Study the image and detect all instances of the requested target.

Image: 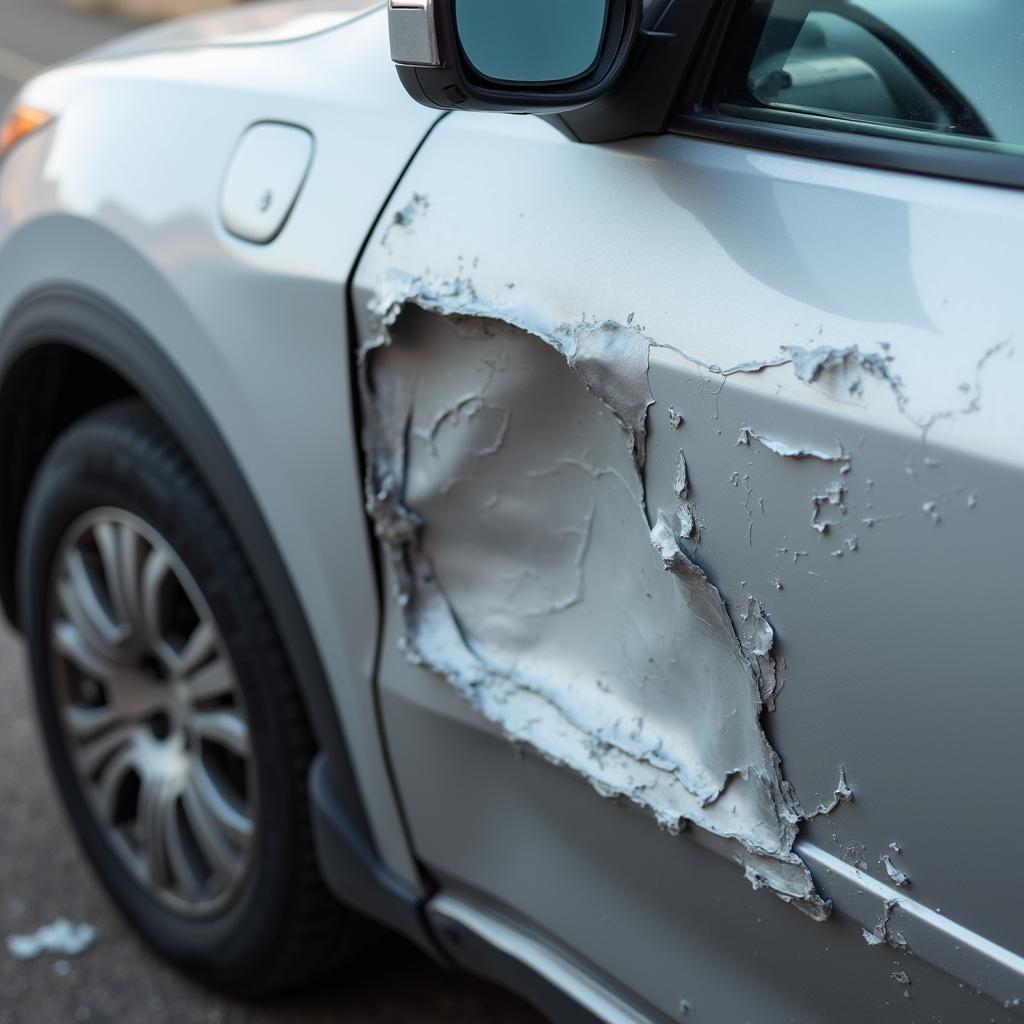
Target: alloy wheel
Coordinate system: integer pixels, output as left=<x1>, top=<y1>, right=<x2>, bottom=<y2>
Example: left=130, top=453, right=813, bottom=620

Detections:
left=47, top=507, right=255, bottom=916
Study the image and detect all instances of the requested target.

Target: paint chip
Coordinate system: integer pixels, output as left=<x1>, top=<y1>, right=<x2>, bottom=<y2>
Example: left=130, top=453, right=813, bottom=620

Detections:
left=5, top=919, right=97, bottom=961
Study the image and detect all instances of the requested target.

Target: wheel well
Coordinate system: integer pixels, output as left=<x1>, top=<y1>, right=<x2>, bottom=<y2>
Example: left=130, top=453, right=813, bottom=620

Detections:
left=0, top=344, right=137, bottom=626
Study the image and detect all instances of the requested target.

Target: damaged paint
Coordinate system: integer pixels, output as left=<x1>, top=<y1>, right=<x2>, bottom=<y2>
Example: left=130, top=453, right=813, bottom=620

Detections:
left=882, top=854, right=911, bottom=888
left=672, top=451, right=697, bottom=540
left=810, top=481, right=846, bottom=534
left=380, top=191, right=430, bottom=246
left=359, top=271, right=849, bottom=920
left=783, top=343, right=898, bottom=398
left=735, top=426, right=846, bottom=463
left=807, top=767, right=853, bottom=817
left=862, top=897, right=910, bottom=952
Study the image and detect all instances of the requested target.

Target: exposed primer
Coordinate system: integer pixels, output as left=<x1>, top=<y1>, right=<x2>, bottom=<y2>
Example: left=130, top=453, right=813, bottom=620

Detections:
left=362, top=272, right=834, bottom=920
left=668, top=406, right=684, bottom=429
left=735, top=426, right=846, bottom=464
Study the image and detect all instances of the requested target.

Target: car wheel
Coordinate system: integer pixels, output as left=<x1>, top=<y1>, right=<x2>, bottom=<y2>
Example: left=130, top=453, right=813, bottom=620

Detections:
left=18, top=399, right=367, bottom=994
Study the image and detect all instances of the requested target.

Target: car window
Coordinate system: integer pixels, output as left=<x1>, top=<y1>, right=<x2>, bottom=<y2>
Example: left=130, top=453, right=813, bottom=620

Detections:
left=712, top=0, right=1024, bottom=156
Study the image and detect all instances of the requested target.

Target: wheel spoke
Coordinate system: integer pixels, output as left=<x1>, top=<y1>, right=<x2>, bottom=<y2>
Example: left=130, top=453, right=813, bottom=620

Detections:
left=170, top=621, right=216, bottom=678
left=182, top=771, right=243, bottom=881
left=67, top=547, right=126, bottom=646
left=63, top=702, right=122, bottom=741
left=192, top=710, right=249, bottom=758
left=163, top=796, right=204, bottom=900
left=93, top=522, right=144, bottom=644
left=52, top=619, right=121, bottom=684
left=191, top=759, right=253, bottom=846
left=187, top=656, right=234, bottom=703
left=96, top=745, right=139, bottom=825
left=138, top=772, right=174, bottom=888
left=57, top=572, right=125, bottom=674
left=140, top=547, right=172, bottom=653
left=76, top=722, right=137, bottom=777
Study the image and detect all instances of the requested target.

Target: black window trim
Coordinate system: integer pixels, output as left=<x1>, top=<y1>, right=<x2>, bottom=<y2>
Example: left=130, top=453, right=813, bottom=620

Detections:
left=669, top=0, right=1024, bottom=192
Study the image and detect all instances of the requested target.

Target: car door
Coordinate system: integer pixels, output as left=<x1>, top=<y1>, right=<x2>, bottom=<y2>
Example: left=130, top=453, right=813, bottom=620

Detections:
left=353, top=2, right=1024, bottom=1020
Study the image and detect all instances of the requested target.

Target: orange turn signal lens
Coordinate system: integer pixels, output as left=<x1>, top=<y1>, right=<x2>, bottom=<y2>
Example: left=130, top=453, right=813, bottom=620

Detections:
left=0, top=105, right=53, bottom=162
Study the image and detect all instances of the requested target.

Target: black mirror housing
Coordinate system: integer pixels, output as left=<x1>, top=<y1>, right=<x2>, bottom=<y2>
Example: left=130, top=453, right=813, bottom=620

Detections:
left=388, top=0, right=721, bottom=144
left=389, top=0, right=642, bottom=115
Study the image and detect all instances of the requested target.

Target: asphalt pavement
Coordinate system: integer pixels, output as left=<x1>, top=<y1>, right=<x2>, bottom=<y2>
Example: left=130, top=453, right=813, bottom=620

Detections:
left=0, top=2, right=546, bottom=1020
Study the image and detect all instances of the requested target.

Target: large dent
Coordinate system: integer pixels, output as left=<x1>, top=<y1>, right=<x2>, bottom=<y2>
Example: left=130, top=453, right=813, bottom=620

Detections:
left=360, top=270, right=837, bottom=919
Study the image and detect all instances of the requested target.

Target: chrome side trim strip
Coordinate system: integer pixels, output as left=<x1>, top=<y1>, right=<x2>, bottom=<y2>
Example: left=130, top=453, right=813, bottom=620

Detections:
left=428, top=893, right=657, bottom=1024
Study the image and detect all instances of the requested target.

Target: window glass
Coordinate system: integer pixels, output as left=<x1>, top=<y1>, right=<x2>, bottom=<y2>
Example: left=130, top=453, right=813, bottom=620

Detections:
left=714, top=0, right=1024, bottom=155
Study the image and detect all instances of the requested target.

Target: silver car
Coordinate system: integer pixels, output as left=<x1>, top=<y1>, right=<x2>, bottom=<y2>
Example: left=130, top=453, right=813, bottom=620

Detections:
left=0, top=0, right=1021, bottom=1019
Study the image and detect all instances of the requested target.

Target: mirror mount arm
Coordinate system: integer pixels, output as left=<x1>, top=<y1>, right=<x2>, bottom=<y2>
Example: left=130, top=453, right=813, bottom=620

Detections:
left=547, top=0, right=720, bottom=143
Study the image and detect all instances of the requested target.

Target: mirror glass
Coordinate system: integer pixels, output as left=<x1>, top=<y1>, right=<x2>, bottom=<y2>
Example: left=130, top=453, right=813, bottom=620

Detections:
left=455, top=0, right=610, bottom=84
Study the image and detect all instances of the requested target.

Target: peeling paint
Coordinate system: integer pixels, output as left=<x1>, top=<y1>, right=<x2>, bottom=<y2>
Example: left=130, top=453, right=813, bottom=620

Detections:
left=735, top=426, right=846, bottom=463
left=862, top=897, right=910, bottom=952
left=882, top=854, right=911, bottom=888
left=810, top=481, right=846, bottom=534
left=784, top=343, right=898, bottom=398
left=360, top=272, right=841, bottom=919
left=807, top=767, right=853, bottom=817
left=672, top=450, right=697, bottom=540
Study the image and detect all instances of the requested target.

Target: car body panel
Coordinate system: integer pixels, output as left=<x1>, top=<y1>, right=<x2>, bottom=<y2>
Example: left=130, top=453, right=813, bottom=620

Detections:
left=2, top=4, right=1022, bottom=1020
left=72, top=0, right=380, bottom=63
left=351, top=110, right=1024, bottom=1019
left=0, top=7, right=440, bottom=888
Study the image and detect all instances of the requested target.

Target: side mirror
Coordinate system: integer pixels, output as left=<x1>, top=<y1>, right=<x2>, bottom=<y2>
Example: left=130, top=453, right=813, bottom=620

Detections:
left=387, top=0, right=719, bottom=142
left=388, top=0, right=642, bottom=114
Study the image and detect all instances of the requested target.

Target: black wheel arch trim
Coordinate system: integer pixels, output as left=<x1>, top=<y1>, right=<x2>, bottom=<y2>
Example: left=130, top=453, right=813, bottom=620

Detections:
left=0, top=284, right=377, bottom=855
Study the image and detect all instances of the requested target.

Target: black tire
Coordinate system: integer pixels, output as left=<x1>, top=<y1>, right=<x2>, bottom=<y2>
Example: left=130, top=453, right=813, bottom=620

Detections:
left=18, top=399, right=367, bottom=995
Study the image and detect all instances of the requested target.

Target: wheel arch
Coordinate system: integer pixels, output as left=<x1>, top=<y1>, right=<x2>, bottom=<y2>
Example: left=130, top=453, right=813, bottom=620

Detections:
left=0, top=284, right=371, bottom=838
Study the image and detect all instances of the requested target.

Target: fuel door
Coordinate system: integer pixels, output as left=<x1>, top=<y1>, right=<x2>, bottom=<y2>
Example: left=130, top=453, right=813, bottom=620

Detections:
left=220, top=122, right=314, bottom=244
